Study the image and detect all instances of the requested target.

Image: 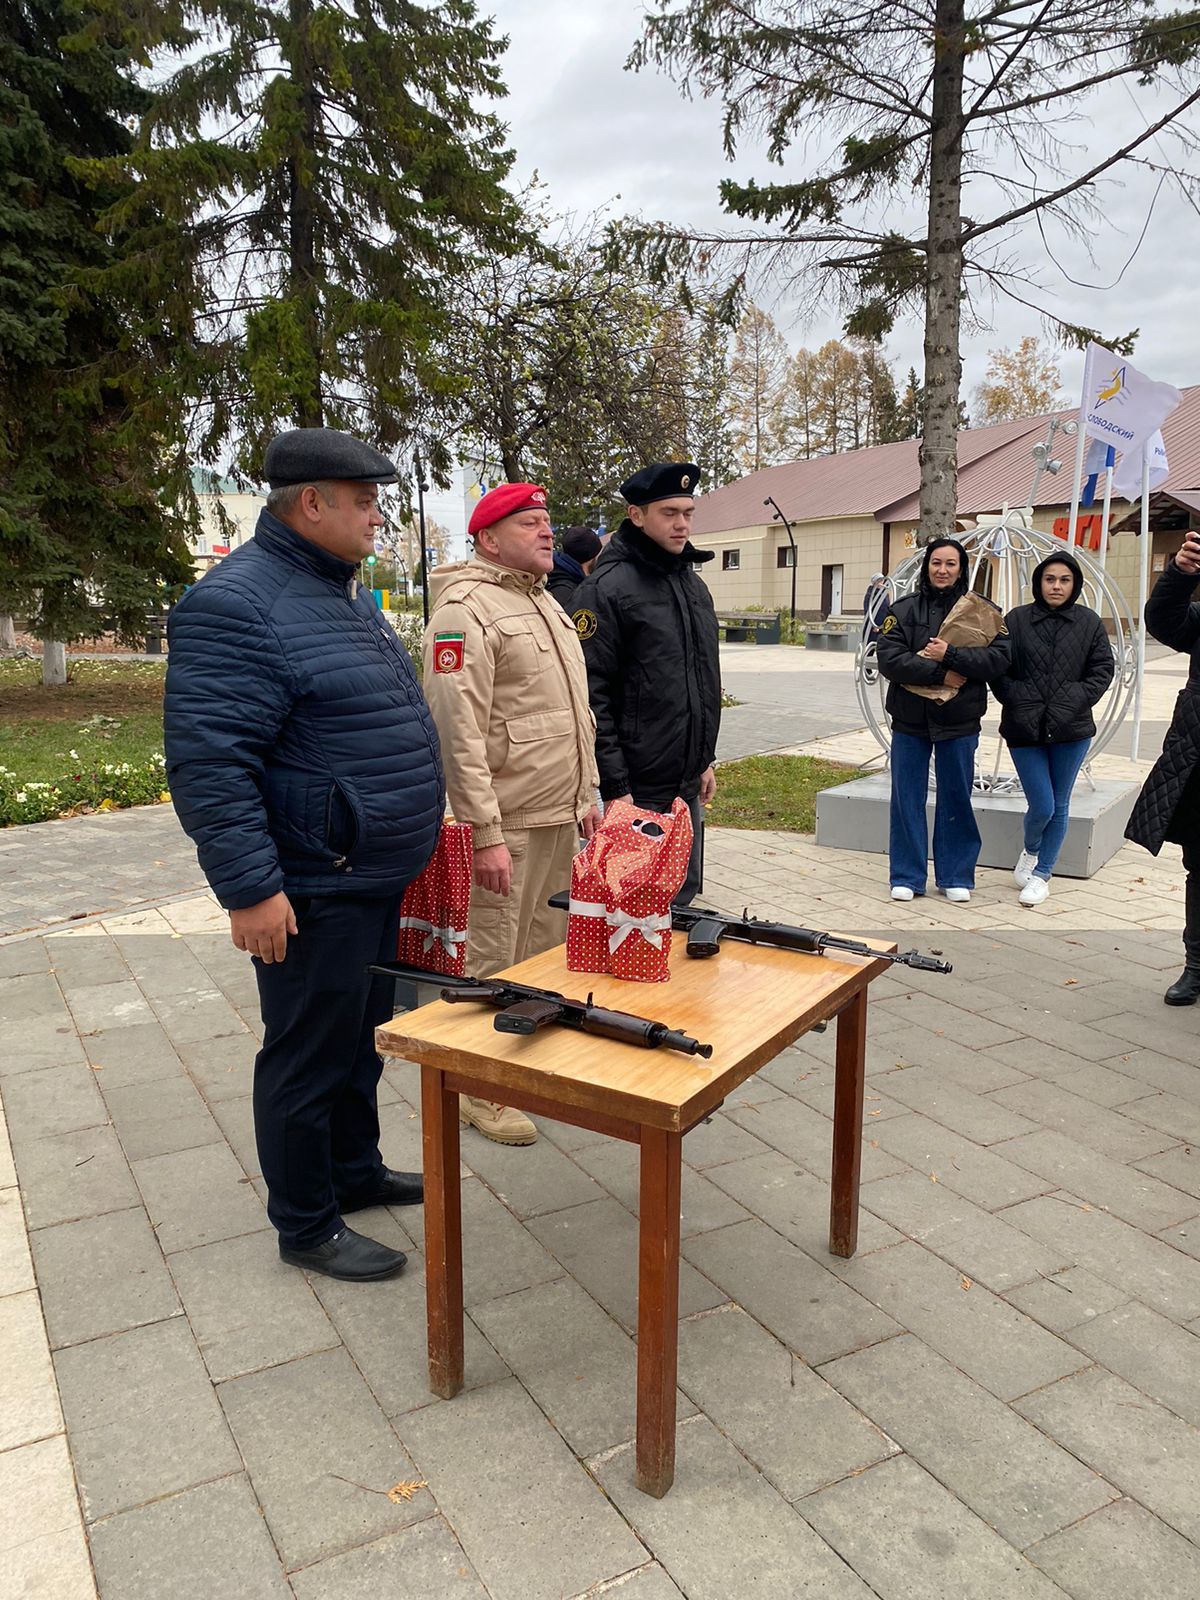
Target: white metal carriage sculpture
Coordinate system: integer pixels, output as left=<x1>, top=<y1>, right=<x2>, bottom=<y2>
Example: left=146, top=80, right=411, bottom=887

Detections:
left=856, top=510, right=1138, bottom=796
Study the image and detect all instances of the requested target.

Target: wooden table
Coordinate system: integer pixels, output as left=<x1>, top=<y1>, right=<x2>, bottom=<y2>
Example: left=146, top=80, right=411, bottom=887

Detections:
left=376, top=933, right=893, bottom=1498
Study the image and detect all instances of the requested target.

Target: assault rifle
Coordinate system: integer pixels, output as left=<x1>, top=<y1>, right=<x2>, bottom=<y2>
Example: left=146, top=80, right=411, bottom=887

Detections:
left=546, top=894, right=952, bottom=974
left=370, top=961, right=714, bottom=1059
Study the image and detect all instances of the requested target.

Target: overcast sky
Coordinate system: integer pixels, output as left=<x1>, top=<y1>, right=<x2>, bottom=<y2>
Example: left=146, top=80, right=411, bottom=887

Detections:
left=426, top=0, right=1200, bottom=544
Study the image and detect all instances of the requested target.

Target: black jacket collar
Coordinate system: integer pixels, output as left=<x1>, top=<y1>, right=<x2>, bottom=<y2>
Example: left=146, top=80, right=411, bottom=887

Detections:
left=608, top=519, right=715, bottom=573
left=253, top=508, right=359, bottom=584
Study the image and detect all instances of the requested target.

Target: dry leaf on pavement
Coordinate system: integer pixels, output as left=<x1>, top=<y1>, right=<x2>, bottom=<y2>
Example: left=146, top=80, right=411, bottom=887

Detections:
left=387, top=1480, right=427, bottom=1503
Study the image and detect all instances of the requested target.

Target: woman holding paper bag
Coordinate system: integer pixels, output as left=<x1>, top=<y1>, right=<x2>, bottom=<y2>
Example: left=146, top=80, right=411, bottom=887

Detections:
left=993, top=552, right=1114, bottom=907
left=876, top=539, right=1010, bottom=903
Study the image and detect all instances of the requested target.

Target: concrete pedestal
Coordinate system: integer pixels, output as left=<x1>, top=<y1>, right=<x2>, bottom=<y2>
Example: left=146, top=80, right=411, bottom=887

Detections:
left=815, top=774, right=1140, bottom=879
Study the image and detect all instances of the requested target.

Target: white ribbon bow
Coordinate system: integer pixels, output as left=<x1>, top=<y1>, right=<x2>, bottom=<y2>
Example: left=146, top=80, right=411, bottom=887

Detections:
left=605, top=908, right=671, bottom=953
left=398, top=915, right=468, bottom=959
left=568, top=897, right=671, bottom=953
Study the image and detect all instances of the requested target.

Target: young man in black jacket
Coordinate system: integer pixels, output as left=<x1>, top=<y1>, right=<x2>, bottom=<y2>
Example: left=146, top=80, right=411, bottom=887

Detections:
left=876, top=537, right=1010, bottom=903
left=571, top=463, right=721, bottom=904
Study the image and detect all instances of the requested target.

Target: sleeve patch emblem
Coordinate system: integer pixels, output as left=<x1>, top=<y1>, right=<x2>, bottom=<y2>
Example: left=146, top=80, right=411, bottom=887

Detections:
left=433, top=632, right=465, bottom=673
left=573, top=608, right=598, bottom=641
left=881, top=614, right=898, bottom=633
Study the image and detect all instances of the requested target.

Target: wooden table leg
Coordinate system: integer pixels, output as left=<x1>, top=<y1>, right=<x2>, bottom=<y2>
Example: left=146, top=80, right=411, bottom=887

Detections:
left=421, top=1064, right=463, bottom=1397
left=829, top=986, right=867, bottom=1258
left=636, top=1126, right=682, bottom=1498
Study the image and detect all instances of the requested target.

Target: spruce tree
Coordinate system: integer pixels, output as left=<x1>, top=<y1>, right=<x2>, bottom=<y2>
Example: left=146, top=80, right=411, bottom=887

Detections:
left=0, top=0, right=197, bottom=647
left=106, top=0, right=528, bottom=474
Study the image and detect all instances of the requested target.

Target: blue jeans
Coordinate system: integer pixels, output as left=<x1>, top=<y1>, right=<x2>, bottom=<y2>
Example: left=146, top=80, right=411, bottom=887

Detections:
left=1009, top=740, right=1091, bottom=880
left=889, top=730, right=980, bottom=892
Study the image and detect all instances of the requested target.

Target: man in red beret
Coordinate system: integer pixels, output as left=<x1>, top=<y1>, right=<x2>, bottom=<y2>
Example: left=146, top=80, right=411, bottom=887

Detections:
left=423, top=483, right=600, bottom=1145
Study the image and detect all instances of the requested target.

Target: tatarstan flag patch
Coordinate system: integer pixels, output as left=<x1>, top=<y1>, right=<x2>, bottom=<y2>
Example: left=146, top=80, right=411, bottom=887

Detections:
left=433, top=632, right=465, bottom=673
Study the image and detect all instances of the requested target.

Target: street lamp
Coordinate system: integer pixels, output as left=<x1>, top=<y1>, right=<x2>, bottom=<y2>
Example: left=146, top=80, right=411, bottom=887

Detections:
left=764, top=495, right=797, bottom=632
left=414, top=451, right=431, bottom=626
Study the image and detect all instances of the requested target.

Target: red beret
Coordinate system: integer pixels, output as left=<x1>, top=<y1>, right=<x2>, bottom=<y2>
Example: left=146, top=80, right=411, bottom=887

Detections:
left=468, top=482, right=548, bottom=535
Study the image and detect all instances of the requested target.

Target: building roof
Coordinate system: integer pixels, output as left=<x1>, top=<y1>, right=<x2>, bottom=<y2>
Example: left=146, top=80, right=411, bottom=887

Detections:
left=692, top=385, right=1200, bottom=535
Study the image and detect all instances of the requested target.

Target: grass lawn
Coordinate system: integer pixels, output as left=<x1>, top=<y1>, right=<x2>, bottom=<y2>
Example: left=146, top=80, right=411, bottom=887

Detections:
left=0, top=659, right=165, bottom=782
left=710, top=754, right=862, bottom=833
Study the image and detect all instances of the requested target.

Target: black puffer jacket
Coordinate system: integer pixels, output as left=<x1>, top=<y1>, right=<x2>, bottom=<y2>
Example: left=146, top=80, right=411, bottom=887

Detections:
left=1127, top=556, right=1200, bottom=855
left=993, top=553, right=1115, bottom=748
left=571, top=521, right=721, bottom=805
left=876, top=539, right=1010, bottom=742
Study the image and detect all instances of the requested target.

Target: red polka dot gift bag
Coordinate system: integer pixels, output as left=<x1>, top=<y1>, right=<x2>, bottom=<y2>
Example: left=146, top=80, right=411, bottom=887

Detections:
left=566, top=799, right=693, bottom=983
left=396, top=821, right=473, bottom=976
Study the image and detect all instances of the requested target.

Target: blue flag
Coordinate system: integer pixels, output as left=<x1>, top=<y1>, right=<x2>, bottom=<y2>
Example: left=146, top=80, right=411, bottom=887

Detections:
left=1081, top=442, right=1116, bottom=509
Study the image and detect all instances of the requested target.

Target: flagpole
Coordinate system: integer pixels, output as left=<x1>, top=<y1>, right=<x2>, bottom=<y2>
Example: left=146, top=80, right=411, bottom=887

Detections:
left=1131, top=443, right=1152, bottom=763
left=1065, top=402, right=1088, bottom=547
left=1098, top=459, right=1114, bottom=569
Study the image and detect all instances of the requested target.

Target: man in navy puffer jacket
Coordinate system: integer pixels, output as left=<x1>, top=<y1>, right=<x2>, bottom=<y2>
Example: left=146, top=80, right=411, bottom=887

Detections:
left=166, top=428, right=444, bottom=1282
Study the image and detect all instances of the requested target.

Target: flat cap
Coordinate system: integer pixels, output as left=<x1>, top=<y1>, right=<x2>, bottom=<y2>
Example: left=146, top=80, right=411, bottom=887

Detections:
left=264, top=428, right=398, bottom=489
left=619, top=462, right=701, bottom=506
left=468, top=481, right=548, bottom=535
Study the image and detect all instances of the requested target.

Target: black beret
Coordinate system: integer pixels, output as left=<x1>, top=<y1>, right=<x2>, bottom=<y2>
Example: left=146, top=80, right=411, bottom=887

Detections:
left=264, top=428, right=398, bottom=489
left=619, top=462, right=702, bottom=506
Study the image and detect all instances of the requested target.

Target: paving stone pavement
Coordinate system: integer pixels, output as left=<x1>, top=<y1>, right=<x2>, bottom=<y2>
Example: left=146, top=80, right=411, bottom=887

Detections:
left=2, top=820, right=1200, bottom=1598
left=3, top=640, right=1200, bottom=1596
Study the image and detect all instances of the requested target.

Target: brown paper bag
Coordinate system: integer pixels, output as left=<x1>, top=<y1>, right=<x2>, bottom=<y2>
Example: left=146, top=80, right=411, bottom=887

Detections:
left=905, top=592, right=1003, bottom=703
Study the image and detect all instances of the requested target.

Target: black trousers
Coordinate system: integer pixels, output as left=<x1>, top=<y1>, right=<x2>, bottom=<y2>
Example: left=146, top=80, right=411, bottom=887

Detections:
left=630, top=791, right=705, bottom=907
left=1184, top=841, right=1200, bottom=971
left=252, top=894, right=401, bottom=1250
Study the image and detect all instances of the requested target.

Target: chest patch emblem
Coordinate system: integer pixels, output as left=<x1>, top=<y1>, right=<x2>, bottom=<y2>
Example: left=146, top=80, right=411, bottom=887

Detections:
left=433, top=632, right=465, bottom=673
left=573, top=608, right=598, bottom=641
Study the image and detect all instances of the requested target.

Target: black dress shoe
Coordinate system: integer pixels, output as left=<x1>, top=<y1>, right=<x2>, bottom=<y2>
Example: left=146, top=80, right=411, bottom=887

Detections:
left=1164, top=968, right=1200, bottom=1006
left=341, top=1167, right=424, bottom=1212
left=279, top=1226, right=407, bottom=1281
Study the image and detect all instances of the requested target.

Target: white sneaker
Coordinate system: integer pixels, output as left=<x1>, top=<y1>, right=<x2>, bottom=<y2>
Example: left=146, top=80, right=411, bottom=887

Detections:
left=890, top=886, right=915, bottom=902
left=1019, top=876, right=1050, bottom=907
left=942, top=887, right=971, bottom=903
left=1013, top=850, right=1038, bottom=889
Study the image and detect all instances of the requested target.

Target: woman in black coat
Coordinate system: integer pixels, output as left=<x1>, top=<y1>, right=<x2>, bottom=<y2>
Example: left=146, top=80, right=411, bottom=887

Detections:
left=875, top=538, right=1010, bottom=903
left=993, top=551, right=1114, bottom=907
left=1126, top=529, right=1200, bottom=1003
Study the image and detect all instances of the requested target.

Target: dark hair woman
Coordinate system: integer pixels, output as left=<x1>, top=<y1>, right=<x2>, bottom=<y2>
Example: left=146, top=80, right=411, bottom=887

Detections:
left=992, top=551, right=1114, bottom=906
left=876, top=538, right=1010, bottom=903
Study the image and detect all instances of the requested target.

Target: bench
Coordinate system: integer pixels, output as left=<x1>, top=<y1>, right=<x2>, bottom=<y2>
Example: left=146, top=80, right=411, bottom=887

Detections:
left=715, top=611, right=782, bottom=645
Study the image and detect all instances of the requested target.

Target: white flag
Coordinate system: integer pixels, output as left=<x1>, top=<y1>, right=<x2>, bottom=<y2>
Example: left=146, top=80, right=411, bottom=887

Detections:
left=1080, top=342, right=1181, bottom=461
left=1112, top=429, right=1170, bottom=502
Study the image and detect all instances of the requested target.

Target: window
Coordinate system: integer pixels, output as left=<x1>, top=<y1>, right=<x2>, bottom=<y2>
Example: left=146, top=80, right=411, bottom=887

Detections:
left=722, top=549, right=740, bottom=571
left=776, top=546, right=795, bottom=569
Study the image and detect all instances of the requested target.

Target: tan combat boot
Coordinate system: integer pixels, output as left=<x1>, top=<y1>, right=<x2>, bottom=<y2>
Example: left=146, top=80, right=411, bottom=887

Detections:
left=459, top=1096, right=537, bottom=1145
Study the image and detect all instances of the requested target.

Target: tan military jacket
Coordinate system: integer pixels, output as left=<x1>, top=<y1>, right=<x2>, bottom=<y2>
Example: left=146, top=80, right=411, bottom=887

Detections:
left=423, top=557, right=598, bottom=849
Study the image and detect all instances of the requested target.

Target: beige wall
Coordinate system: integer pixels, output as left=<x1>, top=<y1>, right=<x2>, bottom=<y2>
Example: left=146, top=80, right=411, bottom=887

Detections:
left=192, top=490, right=264, bottom=575
left=691, top=515, right=891, bottom=617
left=969, top=501, right=1163, bottom=615
left=690, top=495, right=1186, bottom=620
